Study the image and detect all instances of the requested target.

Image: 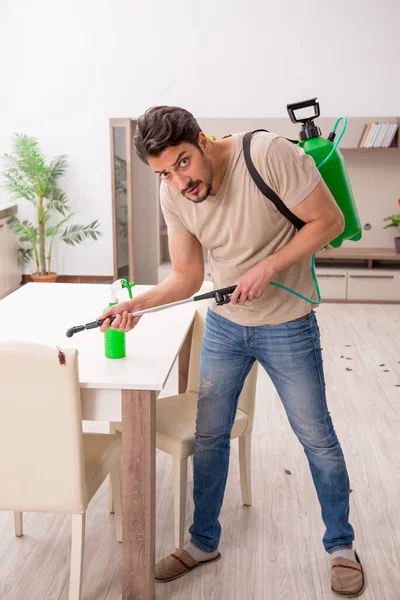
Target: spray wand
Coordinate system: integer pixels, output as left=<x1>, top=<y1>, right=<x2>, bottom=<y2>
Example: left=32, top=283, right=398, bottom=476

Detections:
left=65, top=285, right=236, bottom=338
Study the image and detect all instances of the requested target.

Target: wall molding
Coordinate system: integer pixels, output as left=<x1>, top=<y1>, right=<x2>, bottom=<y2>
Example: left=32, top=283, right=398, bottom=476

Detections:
left=21, top=275, right=114, bottom=284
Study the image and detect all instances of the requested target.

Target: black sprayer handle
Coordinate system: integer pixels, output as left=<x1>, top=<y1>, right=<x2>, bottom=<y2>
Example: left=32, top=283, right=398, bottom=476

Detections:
left=88, top=316, right=116, bottom=328
left=287, top=98, right=320, bottom=124
left=193, top=285, right=237, bottom=305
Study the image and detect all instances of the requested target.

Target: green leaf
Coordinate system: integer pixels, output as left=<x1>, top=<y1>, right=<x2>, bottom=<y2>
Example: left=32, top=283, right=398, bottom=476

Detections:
left=46, top=188, right=70, bottom=215
left=383, top=214, right=400, bottom=228
left=7, top=214, right=38, bottom=243
left=1, top=134, right=69, bottom=204
left=11, top=134, right=47, bottom=196
left=17, top=246, right=34, bottom=266
left=1, top=134, right=45, bottom=200
left=61, top=220, right=102, bottom=246
left=46, top=213, right=73, bottom=238
left=117, top=217, right=128, bottom=238
left=45, top=156, right=67, bottom=185
left=1, top=155, right=38, bottom=203
left=114, top=155, right=127, bottom=197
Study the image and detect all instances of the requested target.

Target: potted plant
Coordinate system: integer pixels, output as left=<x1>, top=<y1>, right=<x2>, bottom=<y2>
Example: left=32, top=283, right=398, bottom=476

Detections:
left=383, top=199, right=400, bottom=254
left=1, top=134, right=102, bottom=282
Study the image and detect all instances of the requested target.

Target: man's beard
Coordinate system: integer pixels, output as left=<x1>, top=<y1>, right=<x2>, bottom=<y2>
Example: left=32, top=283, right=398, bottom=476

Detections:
left=181, top=154, right=214, bottom=203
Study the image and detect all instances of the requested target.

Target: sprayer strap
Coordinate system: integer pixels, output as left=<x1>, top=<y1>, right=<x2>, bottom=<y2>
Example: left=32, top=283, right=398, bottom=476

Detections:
left=243, top=130, right=306, bottom=231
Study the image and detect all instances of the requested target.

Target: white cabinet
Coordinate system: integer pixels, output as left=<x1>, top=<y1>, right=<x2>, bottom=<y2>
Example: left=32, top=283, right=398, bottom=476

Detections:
left=0, top=215, right=21, bottom=299
left=315, top=268, right=347, bottom=300
left=347, top=269, right=400, bottom=301
left=315, top=266, right=400, bottom=302
left=316, top=248, right=400, bottom=302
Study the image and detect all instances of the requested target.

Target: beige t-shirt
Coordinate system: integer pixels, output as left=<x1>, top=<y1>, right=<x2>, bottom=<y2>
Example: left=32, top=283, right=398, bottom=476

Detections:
left=160, top=131, right=322, bottom=326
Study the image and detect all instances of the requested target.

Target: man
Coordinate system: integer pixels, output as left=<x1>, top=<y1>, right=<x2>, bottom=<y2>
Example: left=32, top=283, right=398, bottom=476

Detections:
left=98, top=106, right=365, bottom=597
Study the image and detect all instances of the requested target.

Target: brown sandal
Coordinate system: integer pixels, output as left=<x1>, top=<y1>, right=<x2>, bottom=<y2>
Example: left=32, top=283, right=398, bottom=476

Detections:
left=155, top=548, right=221, bottom=582
left=331, top=550, right=366, bottom=597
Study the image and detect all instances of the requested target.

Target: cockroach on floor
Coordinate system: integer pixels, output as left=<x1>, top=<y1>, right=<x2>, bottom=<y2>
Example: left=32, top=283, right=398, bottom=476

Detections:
left=56, top=346, right=67, bottom=366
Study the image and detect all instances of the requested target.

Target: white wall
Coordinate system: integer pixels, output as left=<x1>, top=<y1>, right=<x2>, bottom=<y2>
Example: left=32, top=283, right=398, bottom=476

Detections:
left=1, top=0, right=399, bottom=275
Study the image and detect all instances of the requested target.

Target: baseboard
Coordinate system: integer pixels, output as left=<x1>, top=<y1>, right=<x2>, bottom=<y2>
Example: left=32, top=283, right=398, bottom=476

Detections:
left=21, top=274, right=114, bottom=284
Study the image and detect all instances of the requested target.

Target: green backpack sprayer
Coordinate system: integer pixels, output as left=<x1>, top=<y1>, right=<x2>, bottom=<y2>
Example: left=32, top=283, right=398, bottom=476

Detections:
left=290, top=98, right=362, bottom=247
left=66, top=98, right=362, bottom=352
left=243, top=97, right=362, bottom=305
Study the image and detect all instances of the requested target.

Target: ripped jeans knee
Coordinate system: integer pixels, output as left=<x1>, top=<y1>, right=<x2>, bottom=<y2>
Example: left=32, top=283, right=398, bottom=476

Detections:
left=199, top=378, right=214, bottom=391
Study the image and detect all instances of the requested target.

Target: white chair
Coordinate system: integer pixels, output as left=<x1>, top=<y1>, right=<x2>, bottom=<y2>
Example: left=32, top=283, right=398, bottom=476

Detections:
left=110, top=281, right=259, bottom=549
left=0, top=341, right=122, bottom=600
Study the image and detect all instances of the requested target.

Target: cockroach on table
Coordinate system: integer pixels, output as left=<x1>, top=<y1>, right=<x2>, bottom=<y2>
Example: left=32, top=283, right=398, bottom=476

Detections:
left=56, top=346, right=67, bottom=366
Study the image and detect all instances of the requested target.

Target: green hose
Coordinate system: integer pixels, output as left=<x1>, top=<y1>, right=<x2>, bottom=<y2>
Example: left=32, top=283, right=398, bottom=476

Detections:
left=269, top=117, right=346, bottom=306
left=270, top=253, right=321, bottom=305
left=317, top=117, right=347, bottom=169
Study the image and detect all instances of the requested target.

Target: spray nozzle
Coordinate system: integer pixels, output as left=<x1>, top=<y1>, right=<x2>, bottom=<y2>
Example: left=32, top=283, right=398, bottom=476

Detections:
left=109, top=279, right=136, bottom=303
left=120, top=279, right=135, bottom=299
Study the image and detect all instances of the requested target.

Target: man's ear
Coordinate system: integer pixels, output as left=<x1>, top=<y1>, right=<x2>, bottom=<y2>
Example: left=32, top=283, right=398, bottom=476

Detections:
left=198, top=132, right=211, bottom=152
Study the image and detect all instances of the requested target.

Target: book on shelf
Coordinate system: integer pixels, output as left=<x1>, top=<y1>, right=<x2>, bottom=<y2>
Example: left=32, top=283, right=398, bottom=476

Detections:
left=358, top=122, right=398, bottom=148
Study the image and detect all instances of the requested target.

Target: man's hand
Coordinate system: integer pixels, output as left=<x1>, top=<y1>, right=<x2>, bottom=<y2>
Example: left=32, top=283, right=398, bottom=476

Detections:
left=96, top=300, right=141, bottom=333
left=231, top=260, right=276, bottom=305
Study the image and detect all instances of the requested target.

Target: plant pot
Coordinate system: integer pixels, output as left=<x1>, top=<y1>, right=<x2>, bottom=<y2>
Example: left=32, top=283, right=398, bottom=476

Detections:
left=395, top=237, right=400, bottom=254
left=30, top=272, right=58, bottom=283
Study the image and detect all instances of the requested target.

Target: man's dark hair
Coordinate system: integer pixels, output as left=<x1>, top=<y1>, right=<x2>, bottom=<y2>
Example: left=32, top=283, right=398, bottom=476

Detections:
left=133, top=106, right=202, bottom=164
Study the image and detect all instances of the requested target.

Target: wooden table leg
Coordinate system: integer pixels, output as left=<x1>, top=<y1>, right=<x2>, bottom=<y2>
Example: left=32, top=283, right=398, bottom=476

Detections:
left=178, top=320, right=195, bottom=394
left=122, top=389, right=156, bottom=600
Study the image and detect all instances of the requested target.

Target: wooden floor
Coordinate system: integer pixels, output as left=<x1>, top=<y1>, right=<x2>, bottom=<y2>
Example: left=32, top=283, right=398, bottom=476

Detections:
left=1, top=303, right=400, bottom=599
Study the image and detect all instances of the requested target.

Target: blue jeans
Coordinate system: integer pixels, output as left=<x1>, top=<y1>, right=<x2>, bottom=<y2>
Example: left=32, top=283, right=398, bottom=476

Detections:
left=189, top=308, right=354, bottom=554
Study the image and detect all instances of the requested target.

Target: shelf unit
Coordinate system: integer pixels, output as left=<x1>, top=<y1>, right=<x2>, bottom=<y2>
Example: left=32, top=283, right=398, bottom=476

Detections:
left=194, top=116, right=400, bottom=150
left=316, top=247, right=400, bottom=268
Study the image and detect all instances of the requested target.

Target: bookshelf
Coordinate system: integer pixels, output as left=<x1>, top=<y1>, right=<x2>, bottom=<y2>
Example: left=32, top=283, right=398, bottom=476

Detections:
left=357, top=121, right=399, bottom=149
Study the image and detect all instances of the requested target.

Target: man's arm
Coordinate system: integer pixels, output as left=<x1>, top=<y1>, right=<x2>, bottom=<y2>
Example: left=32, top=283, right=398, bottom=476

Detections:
left=231, top=180, right=344, bottom=304
left=98, top=230, right=205, bottom=331
left=135, top=230, right=205, bottom=310
left=267, top=179, right=344, bottom=274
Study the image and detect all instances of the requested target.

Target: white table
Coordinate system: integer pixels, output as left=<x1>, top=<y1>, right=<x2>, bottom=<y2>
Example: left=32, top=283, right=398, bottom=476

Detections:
left=0, top=282, right=197, bottom=600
